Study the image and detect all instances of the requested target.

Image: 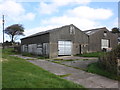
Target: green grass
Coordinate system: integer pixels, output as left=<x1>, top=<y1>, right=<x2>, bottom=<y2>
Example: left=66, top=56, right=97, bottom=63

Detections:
left=53, top=58, right=63, bottom=60
left=2, top=48, right=85, bottom=88
left=22, top=52, right=48, bottom=59
left=86, top=62, right=120, bottom=80
left=77, top=52, right=105, bottom=57
left=58, top=74, right=71, bottom=78
left=21, top=52, right=34, bottom=57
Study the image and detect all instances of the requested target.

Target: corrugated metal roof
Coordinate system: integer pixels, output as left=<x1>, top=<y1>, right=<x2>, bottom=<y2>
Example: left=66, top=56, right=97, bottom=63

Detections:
left=84, top=27, right=107, bottom=35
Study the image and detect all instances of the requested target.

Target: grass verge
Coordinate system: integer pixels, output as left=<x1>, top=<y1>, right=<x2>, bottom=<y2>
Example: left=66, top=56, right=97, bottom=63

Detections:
left=22, top=52, right=48, bottom=59
left=86, top=62, right=120, bottom=80
left=58, top=74, right=71, bottom=78
left=2, top=48, right=85, bottom=88
left=77, top=52, right=105, bottom=57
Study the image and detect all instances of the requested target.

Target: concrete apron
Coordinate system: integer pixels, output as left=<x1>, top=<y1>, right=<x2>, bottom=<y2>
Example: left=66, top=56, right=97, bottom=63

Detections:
left=55, top=56, right=98, bottom=60
left=12, top=55, right=119, bottom=88
left=28, top=60, right=118, bottom=88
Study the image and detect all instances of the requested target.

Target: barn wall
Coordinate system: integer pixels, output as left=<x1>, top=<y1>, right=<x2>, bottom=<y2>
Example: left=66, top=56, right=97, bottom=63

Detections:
left=21, top=33, right=50, bottom=57
left=88, top=29, right=118, bottom=52
left=21, top=43, right=49, bottom=57
left=49, top=25, right=89, bottom=58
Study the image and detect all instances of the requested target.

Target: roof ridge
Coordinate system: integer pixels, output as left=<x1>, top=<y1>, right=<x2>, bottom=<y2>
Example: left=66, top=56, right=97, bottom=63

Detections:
left=84, top=27, right=106, bottom=32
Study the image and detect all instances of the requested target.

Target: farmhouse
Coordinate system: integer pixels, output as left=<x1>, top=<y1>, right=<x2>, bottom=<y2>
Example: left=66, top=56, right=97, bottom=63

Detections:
left=84, top=27, right=118, bottom=52
left=21, top=24, right=89, bottom=58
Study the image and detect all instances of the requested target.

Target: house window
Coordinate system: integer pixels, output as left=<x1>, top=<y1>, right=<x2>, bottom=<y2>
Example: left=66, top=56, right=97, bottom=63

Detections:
left=70, top=26, right=75, bottom=35
left=104, top=31, right=107, bottom=37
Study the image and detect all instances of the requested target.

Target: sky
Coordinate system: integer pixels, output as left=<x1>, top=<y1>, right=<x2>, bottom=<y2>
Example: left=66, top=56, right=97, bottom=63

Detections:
left=0, top=0, right=119, bottom=43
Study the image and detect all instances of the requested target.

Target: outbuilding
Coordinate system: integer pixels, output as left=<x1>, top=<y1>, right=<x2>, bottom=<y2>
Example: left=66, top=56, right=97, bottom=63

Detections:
left=84, top=27, right=118, bottom=52
left=21, top=24, right=89, bottom=58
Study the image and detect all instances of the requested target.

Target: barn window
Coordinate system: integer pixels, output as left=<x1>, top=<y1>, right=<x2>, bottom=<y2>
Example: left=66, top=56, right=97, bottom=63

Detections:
left=70, top=26, right=75, bottom=35
left=37, top=43, right=42, bottom=48
left=104, top=31, right=107, bottom=37
left=101, top=39, right=109, bottom=49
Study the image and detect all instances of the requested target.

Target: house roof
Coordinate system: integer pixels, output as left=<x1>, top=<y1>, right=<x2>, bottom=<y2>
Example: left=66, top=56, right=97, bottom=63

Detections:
left=84, top=27, right=107, bottom=35
left=21, top=24, right=83, bottom=40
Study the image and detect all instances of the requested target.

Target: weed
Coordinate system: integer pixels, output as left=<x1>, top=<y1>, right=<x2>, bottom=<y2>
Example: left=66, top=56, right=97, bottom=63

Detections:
left=58, top=74, right=71, bottom=77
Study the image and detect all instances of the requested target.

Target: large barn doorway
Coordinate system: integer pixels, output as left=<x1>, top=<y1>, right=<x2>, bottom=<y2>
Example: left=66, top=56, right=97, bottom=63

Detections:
left=101, top=39, right=109, bottom=50
left=58, top=41, right=72, bottom=55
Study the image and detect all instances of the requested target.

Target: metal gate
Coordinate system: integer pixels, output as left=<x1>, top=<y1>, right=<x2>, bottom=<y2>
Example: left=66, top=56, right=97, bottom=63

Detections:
left=58, top=41, right=72, bottom=55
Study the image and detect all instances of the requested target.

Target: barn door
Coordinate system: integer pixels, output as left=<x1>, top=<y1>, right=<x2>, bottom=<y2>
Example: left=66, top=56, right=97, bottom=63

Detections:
left=43, top=43, right=49, bottom=55
left=58, top=41, right=72, bottom=55
left=101, top=39, right=109, bottom=49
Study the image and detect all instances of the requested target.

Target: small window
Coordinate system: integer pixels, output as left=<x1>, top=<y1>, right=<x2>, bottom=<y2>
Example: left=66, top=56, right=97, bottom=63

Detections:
left=70, top=28, right=73, bottom=34
left=104, top=31, right=107, bottom=37
left=70, top=26, right=75, bottom=35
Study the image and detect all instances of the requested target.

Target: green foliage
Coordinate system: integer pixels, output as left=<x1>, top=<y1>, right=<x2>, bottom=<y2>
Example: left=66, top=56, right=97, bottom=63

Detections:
left=2, top=48, right=85, bottom=88
left=86, top=62, right=120, bottom=80
left=5, top=24, right=24, bottom=43
left=2, top=48, right=15, bottom=55
left=58, top=74, right=71, bottom=78
left=37, top=56, right=48, bottom=59
left=111, top=27, right=120, bottom=33
left=77, top=52, right=105, bottom=57
left=99, top=45, right=120, bottom=74
left=22, top=52, right=33, bottom=57
left=53, top=58, right=63, bottom=60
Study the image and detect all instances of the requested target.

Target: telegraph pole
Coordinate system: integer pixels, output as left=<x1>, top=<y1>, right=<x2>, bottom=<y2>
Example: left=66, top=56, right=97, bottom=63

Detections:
left=2, top=15, right=5, bottom=49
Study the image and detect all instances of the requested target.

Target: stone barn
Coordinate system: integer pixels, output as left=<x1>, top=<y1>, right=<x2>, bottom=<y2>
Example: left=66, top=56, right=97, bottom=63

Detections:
left=21, top=24, right=89, bottom=58
left=84, top=27, right=118, bottom=52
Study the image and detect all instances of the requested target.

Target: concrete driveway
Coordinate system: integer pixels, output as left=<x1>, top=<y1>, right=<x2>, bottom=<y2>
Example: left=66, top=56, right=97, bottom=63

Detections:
left=12, top=55, right=119, bottom=88
left=29, top=60, right=119, bottom=88
left=53, top=56, right=98, bottom=70
left=55, top=56, right=98, bottom=60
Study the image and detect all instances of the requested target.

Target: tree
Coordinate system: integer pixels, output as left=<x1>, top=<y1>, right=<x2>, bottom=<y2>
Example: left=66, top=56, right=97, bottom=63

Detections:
left=5, top=24, right=24, bottom=43
left=111, top=27, right=120, bottom=33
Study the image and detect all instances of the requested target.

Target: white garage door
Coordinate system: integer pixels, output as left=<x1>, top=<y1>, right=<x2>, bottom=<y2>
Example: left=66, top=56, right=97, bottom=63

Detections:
left=58, top=41, right=72, bottom=55
left=101, top=39, right=109, bottom=49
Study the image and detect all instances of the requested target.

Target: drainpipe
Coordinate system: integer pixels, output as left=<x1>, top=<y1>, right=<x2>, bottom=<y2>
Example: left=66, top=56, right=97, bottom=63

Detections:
left=88, top=35, right=90, bottom=52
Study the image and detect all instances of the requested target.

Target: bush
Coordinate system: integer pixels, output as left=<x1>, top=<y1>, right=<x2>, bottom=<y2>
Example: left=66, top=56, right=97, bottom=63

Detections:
left=99, top=45, right=120, bottom=74
left=14, top=45, right=21, bottom=53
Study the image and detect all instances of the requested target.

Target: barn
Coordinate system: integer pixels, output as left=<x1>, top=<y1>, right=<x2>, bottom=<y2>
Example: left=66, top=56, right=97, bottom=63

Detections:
left=21, top=24, right=89, bottom=58
left=84, top=27, right=118, bottom=52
